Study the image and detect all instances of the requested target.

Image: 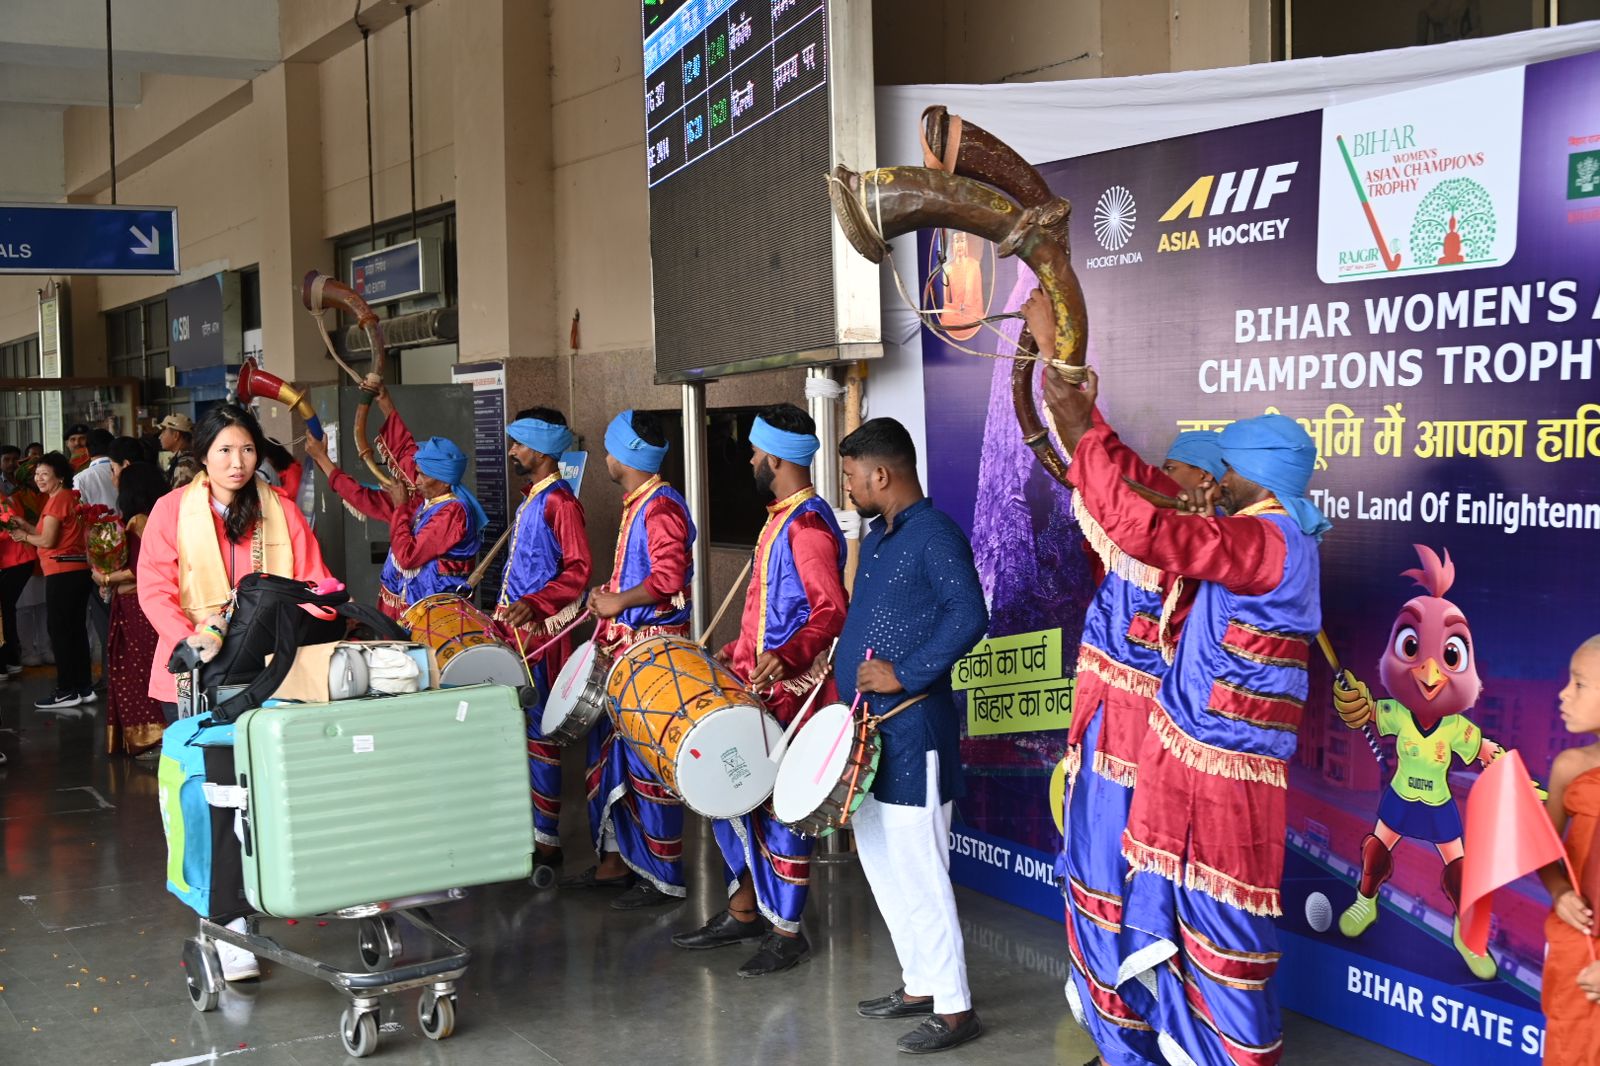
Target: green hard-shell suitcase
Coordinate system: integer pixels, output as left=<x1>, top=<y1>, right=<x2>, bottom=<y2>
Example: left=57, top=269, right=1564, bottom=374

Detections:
left=233, top=684, right=534, bottom=916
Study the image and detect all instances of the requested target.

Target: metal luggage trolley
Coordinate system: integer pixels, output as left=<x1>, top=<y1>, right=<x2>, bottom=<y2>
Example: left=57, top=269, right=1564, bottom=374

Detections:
left=183, top=891, right=470, bottom=1057
left=169, top=655, right=512, bottom=1058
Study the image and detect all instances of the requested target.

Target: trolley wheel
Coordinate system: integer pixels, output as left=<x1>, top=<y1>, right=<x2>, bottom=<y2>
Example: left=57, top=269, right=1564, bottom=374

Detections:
left=530, top=864, right=558, bottom=890
left=417, top=991, right=457, bottom=1040
left=339, top=1007, right=379, bottom=1058
left=357, top=915, right=402, bottom=972
left=182, top=938, right=221, bottom=1013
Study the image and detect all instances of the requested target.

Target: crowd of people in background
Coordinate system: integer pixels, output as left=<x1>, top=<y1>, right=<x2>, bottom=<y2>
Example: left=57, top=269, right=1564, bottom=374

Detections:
left=0, top=414, right=302, bottom=766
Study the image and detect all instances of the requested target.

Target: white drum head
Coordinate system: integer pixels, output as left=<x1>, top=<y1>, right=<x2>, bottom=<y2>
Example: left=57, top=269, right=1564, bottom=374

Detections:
left=541, top=640, right=597, bottom=734
left=438, top=643, right=526, bottom=689
left=772, top=703, right=854, bottom=825
left=674, top=704, right=785, bottom=819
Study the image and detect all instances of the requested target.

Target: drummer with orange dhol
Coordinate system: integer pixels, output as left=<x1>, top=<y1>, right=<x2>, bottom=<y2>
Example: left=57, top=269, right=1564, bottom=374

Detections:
left=671, top=404, right=847, bottom=977
left=565, top=409, right=696, bottom=910
left=302, top=383, right=486, bottom=619
left=497, top=409, right=591, bottom=876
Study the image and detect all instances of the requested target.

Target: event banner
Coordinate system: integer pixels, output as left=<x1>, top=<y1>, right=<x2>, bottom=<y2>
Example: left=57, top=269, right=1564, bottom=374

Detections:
left=924, top=49, right=1600, bottom=1064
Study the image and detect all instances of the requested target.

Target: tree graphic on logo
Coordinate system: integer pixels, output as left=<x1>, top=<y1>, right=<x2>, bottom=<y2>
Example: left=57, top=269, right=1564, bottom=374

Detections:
left=1409, top=178, right=1496, bottom=266
left=1578, top=156, right=1599, bottom=194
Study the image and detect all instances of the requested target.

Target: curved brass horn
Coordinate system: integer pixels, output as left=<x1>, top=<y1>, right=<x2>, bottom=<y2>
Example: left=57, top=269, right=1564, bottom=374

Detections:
left=299, top=269, right=405, bottom=490
left=827, top=164, right=1087, bottom=485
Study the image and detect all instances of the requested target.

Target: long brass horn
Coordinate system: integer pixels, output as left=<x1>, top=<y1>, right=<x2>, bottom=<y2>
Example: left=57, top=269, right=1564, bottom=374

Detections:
left=827, top=162, right=1087, bottom=486
left=236, top=359, right=324, bottom=442
left=300, top=269, right=405, bottom=490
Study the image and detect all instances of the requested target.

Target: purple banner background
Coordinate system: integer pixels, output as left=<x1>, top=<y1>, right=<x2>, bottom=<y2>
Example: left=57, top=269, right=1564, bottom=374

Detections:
left=926, top=49, right=1600, bottom=1061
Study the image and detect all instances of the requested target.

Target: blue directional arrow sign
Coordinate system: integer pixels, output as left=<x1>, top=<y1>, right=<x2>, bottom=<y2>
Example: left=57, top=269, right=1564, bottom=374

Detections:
left=0, top=202, right=179, bottom=275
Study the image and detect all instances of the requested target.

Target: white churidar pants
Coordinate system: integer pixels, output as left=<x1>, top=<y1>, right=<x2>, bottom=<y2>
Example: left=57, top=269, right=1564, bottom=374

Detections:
left=851, top=750, right=972, bottom=1014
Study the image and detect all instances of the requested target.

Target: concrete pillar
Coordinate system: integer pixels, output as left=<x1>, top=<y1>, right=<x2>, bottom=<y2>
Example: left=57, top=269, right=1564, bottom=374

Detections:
left=254, top=61, right=332, bottom=443
left=452, top=0, right=557, bottom=365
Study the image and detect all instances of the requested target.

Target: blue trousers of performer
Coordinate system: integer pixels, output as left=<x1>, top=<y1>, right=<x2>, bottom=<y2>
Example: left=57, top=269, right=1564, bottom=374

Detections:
left=713, top=807, right=812, bottom=932
left=586, top=716, right=686, bottom=895
left=1120, top=868, right=1284, bottom=1066
left=523, top=662, right=562, bottom=849
left=1060, top=710, right=1162, bottom=1066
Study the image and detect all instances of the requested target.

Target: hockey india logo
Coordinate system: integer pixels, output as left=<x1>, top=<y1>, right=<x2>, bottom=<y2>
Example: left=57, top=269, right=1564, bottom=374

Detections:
left=1093, top=186, right=1137, bottom=251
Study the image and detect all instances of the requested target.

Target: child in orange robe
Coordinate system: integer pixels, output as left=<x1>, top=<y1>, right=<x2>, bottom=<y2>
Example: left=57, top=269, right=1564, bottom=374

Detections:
left=1540, top=635, right=1600, bottom=1065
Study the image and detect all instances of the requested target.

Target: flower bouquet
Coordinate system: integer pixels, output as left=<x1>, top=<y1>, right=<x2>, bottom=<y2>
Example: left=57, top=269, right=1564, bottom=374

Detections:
left=80, top=503, right=127, bottom=575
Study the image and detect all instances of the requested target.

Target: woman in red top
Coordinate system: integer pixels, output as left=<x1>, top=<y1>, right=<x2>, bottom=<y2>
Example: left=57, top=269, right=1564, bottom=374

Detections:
left=8, top=452, right=93, bottom=708
left=137, top=404, right=334, bottom=722
left=0, top=468, right=37, bottom=680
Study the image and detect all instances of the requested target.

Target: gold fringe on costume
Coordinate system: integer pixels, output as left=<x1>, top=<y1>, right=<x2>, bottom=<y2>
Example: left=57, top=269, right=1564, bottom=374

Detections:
left=1147, top=702, right=1288, bottom=789
left=1071, top=489, right=1161, bottom=593
left=541, top=599, right=585, bottom=635
left=1063, top=743, right=1083, bottom=782
left=1092, top=748, right=1139, bottom=787
left=1156, top=577, right=1184, bottom=664
left=1121, top=836, right=1285, bottom=918
left=1076, top=644, right=1160, bottom=698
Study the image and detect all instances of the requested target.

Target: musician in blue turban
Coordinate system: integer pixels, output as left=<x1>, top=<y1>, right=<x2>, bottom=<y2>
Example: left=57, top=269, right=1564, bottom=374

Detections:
left=1039, top=308, right=1327, bottom=1066
left=498, top=408, right=591, bottom=880
left=302, top=382, right=484, bottom=619
left=566, top=409, right=699, bottom=910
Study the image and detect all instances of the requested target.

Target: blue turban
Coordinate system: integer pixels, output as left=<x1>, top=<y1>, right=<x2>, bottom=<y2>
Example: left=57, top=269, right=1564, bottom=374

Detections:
left=1164, top=430, right=1225, bottom=480
left=1219, top=414, right=1331, bottom=540
left=506, top=418, right=573, bottom=457
left=749, top=415, right=819, bottom=467
left=605, top=410, right=668, bottom=474
left=414, top=437, right=490, bottom=533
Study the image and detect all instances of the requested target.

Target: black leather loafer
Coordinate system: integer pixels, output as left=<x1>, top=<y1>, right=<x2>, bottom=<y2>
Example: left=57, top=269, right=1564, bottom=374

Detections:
left=559, top=865, right=634, bottom=890
left=672, top=910, right=767, bottom=949
left=897, top=1013, right=984, bottom=1054
left=857, top=987, right=936, bottom=1019
left=737, top=930, right=811, bottom=977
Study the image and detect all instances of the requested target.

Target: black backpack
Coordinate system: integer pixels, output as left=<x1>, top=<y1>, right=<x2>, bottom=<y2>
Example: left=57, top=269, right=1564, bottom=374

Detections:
left=168, top=573, right=406, bottom=723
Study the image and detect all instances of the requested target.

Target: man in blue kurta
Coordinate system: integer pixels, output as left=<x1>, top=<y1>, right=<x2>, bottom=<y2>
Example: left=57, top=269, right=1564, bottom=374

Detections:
left=834, top=417, right=989, bottom=1056
left=497, top=409, right=591, bottom=878
left=671, top=404, right=848, bottom=976
left=302, top=384, right=486, bottom=619
left=1048, top=365, right=1327, bottom=1066
left=565, top=409, right=697, bottom=910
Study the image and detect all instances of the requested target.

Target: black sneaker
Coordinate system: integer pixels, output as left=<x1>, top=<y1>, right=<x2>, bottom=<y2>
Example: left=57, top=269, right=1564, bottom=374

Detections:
left=34, top=690, right=82, bottom=710
left=79, top=688, right=99, bottom=704
left=737, top=930, right=811, bottom=977
left=896, top=1013, right=983, bottom=1054
left=671, top=910, right=767, bottom=950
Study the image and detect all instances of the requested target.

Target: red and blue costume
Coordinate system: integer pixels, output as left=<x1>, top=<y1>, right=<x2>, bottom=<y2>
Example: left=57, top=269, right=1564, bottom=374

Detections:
left=498, top=471, right=591, bottom=848
left=713, top=487, right=846, bottom=931
left=1071, top=415, right=1325, bottom=1066
left=589, top=473, right=696, bottom=895
left=1059, top=425, right=1220, bottom=1065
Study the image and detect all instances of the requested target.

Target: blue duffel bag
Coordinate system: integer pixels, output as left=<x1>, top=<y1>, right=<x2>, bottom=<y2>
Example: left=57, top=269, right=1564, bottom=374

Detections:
left=156, top=715, right=249, bottom=920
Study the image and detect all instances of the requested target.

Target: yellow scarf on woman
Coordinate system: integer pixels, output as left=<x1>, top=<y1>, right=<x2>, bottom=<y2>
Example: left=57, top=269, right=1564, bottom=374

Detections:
left=176, top=473, right=294, bottom=623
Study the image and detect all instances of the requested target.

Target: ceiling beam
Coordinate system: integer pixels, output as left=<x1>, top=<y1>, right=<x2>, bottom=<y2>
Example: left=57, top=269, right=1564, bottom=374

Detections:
left=0, top=0, right=279, bottom=80
left=0, top=63, right=140, bottom=108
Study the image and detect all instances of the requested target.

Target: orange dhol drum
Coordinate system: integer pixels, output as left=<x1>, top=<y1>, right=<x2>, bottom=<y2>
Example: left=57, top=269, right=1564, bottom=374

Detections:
left=606, top=635, right=783, bottom=819
left=399, top=593, right=526, bottom=688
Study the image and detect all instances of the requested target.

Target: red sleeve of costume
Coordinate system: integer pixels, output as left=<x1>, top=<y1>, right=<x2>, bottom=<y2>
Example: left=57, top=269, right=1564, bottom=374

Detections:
left=378, top=408, right=420, bottom=482
left=1069, top=424, right=1285, bottom=596
left=638, top=496, right=691, bottom=604
left=1089, top=408, right=1181, bottom=495
left=769, top=514, right=848, bottom=674
left=388, top=499, right=467, bottom=570
left=522, top=492, right=592, bottom=617
left=327, top=467, right=394, bottom=523
left=279, top=462, right=304, bottom=502
left=136, top=493, right=194, bottom=650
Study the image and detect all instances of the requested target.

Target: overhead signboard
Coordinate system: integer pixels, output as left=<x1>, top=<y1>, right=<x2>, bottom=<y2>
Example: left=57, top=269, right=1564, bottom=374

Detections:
left=168, top=272, right=242, bottom=371
left=349, top=238, right=441, bottom=305
left=0, top=202, right=179, bottom=275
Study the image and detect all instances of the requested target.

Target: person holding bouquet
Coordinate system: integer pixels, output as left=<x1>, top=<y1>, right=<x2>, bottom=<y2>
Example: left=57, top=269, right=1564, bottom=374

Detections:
left=8, top=453, right=93, bottom=709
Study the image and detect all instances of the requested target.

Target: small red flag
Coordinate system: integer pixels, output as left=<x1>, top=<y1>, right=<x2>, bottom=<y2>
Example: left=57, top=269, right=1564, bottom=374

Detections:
left=1459, top=749, right=1567, bottom=956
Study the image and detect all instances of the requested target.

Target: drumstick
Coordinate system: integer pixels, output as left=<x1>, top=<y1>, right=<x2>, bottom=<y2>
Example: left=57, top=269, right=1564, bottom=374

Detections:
left=767, top=639, right=838, bottom=765
left=509, top=625, right=537, bottom=690
left=697, top=557, right=753, bottom=649
left=815, top=648, right=870, bottom=784
left=465, top=524, right=516, bottom=590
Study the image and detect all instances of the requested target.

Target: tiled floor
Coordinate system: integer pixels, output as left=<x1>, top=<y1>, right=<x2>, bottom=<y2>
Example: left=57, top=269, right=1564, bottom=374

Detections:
left=0, top=670, right=1425, bottom=1065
